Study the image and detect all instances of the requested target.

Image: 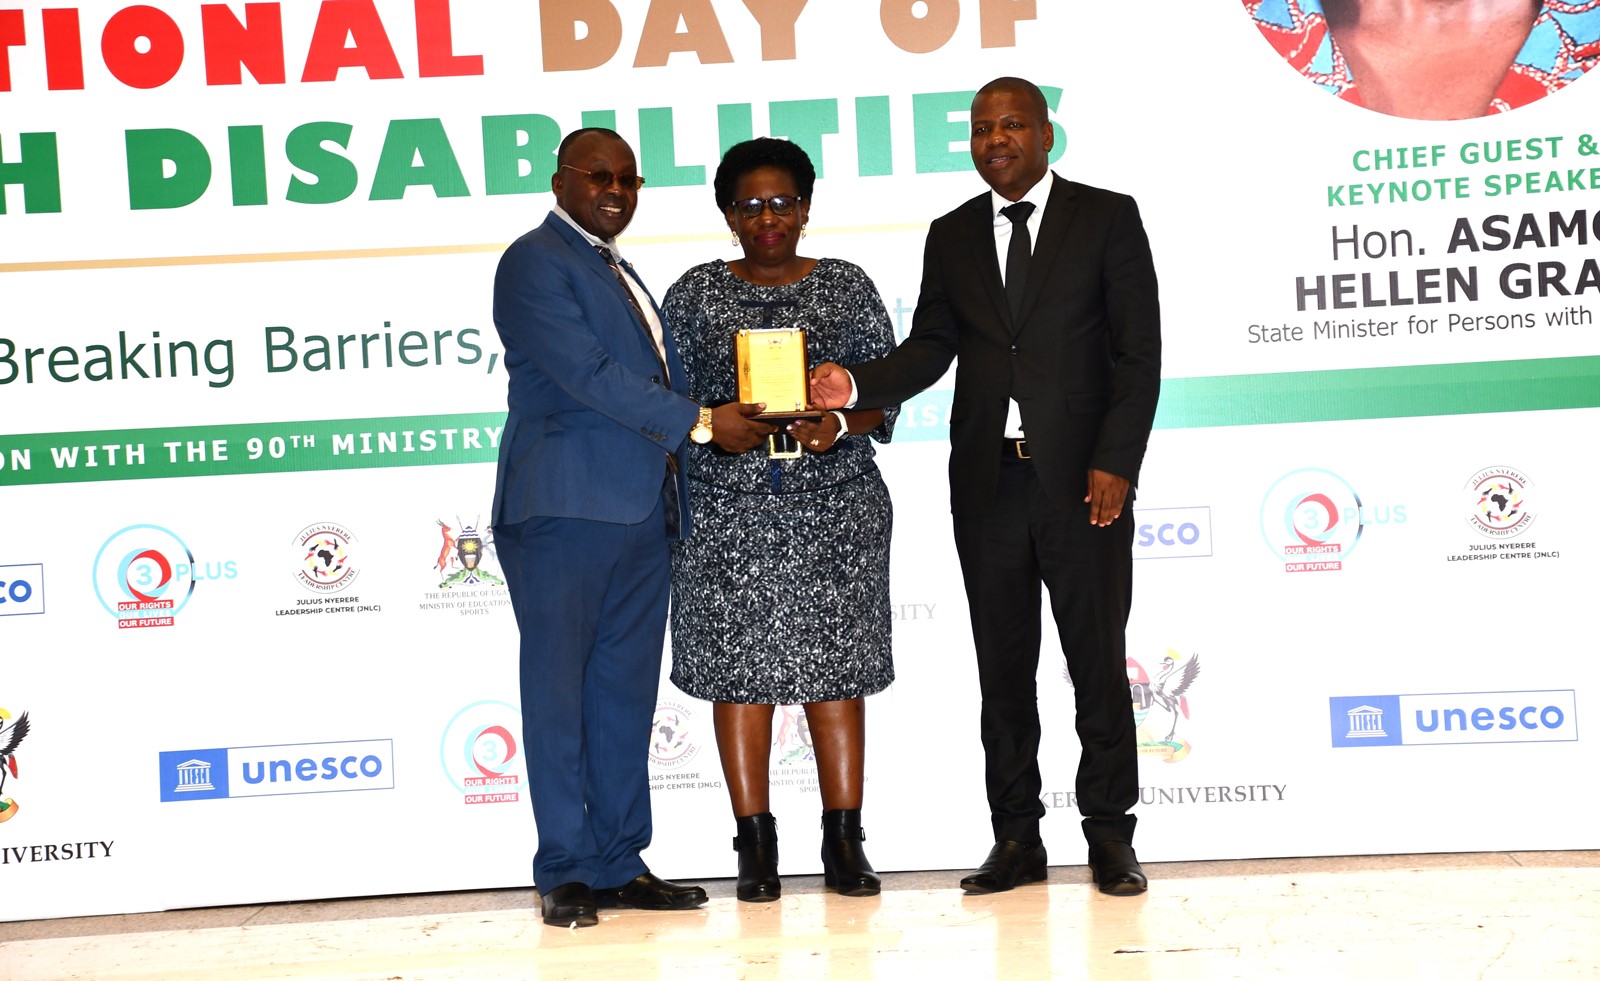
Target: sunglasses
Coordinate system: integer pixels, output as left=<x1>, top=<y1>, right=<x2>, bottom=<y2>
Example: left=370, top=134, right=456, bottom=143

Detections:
left=561, top=164, right=646, bottom=190
left=729, top=195, right=804, bottom=219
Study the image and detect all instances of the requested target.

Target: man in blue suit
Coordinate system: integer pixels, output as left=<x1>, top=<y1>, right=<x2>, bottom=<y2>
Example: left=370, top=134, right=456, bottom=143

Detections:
left=492, top=127, right=771, bottom=928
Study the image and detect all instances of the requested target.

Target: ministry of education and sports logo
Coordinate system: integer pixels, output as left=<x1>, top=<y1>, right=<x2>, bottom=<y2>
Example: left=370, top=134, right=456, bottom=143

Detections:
left=772, top=705, right=814, bottom=767
left=293, top=522, right=360, bottom=592
left=432, top=518, right=505, bottom=590
left=420, top=515, right=510, bottom=617
left=764, top=705, right=820, bottom=791
left=1129, top=650, right=1202, bottom=763
left=648, top=701, right=700, bottom=770
left=1464, top=466, right=1535, bottom=539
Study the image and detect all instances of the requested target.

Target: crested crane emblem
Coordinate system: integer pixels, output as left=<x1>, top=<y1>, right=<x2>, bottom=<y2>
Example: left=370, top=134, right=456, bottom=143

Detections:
left=0, top=707, right=29, bottom=823
left=1129, top=652, right=1202, bottom=762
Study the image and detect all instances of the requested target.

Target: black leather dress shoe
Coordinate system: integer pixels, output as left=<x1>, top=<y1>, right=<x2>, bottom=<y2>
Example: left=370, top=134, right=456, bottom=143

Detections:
left=959, top=840, right=1048, bottom=893
left=540, top=881, right=598, bottom=928
left=1087, top=841, right=1148, bottom=895
left=593, top=872, right=708, bottom=910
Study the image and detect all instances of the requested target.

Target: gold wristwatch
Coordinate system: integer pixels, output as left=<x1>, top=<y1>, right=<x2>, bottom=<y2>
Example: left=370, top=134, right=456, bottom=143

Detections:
left=689, top=406, right=714, bottom=444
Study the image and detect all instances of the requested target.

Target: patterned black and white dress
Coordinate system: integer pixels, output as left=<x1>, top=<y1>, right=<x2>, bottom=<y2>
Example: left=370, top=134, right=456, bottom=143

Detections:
left=664, top=258, right=899, bottom=704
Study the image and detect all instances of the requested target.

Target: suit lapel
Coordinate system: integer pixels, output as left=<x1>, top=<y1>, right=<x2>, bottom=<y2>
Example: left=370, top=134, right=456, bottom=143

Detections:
left=609, top=252, right=688, bottom=394
left=1015, top=174, right=1077, bottom=335
left=548, top=216, right=680, bottom=390
left=953, top=194, right=1011, bottom=337
left=616, top=258, right=687, bottom=393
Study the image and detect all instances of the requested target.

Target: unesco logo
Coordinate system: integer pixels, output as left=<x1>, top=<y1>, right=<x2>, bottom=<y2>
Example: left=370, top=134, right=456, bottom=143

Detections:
left=0, top=563, right=45, bottom=616
left=159, top=739, right=394, bottom=802
left=1132, top=507, right=1212, bottom=560
left=1329, top=691, right=1577, bottom=748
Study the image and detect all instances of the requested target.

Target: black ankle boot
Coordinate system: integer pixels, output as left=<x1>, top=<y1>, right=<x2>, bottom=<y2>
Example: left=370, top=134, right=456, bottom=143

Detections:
left=820, top=809, right=881, bottom=897
left=733, top=812, right=780, bottom=902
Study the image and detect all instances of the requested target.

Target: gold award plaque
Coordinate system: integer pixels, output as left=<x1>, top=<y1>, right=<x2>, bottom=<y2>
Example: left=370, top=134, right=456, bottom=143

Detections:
left=735, top=327, right=822, bottom=419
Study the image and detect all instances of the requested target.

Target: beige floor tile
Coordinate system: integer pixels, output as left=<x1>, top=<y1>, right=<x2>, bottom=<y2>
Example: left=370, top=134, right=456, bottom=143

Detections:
left=2, top=853, right=1596, bottom=981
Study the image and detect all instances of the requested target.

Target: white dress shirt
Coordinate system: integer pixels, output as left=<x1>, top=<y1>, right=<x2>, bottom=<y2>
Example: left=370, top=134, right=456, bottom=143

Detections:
left=989, top=173, right=1054, bottom=438
left=552, top=205, right=668, bottom=368
left=840, top=173, right=1057, bottom=435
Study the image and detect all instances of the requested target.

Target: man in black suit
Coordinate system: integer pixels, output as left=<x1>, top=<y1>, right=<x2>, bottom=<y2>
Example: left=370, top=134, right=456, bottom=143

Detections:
left=810, top=77, right=1160, bottom=895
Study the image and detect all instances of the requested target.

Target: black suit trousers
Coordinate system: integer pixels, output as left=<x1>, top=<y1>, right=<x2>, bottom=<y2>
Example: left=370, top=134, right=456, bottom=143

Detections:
left=952, top=454, right=1139, bottom=847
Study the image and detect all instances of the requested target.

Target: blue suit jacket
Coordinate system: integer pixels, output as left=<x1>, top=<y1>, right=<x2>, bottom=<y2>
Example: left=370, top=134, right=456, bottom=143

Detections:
left=491, top=214, right=697, bottom=537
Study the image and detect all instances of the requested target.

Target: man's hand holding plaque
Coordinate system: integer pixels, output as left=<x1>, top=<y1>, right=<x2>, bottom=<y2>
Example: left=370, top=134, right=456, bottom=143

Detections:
left=708, top=402, right=776, bottom=454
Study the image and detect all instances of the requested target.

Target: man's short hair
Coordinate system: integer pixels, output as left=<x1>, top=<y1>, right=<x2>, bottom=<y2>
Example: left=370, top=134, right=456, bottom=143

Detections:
left=975, top=77, right=1049, bottom=117
left=556, top=127, right=626, bottom=168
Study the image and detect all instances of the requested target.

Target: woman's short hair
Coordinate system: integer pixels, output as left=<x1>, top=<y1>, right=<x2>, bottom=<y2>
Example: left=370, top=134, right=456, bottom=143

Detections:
left=713, top=138, right=816, bottom=211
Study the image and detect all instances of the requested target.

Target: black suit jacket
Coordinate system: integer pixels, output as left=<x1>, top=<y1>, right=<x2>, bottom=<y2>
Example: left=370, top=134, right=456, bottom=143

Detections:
left=852, top=173, right=1161, bottom=514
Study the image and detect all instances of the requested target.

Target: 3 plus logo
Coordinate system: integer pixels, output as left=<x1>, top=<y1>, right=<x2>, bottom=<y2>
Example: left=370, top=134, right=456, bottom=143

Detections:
left=0, top=564, right=45, bottom=617
left=91, top=525, right=238, bottom=629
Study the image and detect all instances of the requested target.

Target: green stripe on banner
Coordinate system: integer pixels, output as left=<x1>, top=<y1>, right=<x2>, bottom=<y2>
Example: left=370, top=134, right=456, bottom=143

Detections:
left=1153, top=355, right=1600, bottom=430
left=0, top=357, right=1595, bottom=484
left=893, top=354, right=1600, bottom=442
left=0, top=412, right=506, bottom=486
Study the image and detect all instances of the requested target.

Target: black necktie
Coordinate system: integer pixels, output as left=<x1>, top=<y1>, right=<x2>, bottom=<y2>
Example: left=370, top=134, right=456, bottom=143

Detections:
left=1001, top=201, right=1035, bottom=323
left=596, top=246, right=669, bottom=384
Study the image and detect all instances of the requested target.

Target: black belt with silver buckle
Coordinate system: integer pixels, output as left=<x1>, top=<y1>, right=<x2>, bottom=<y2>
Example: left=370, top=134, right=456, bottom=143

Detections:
left=1003, top=438, right=1030, bottom=460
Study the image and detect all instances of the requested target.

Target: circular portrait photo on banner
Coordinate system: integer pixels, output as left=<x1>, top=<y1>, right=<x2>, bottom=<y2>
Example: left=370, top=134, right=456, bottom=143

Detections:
left=1242, top=0, right=1600, bottom=119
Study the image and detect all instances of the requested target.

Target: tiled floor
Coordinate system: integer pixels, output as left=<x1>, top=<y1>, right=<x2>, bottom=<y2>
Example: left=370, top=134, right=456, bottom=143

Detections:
left=4, top=851, right=1598, bottom=980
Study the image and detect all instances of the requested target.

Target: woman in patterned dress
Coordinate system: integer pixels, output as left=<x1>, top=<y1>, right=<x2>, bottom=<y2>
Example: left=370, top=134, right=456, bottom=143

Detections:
left=663, top=138, right=899, bottom=902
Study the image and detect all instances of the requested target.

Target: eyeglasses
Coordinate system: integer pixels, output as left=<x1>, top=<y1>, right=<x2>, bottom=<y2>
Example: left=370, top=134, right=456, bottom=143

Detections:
left=561, top=164, right=646, bottom=191
left=729, top=195, right=803, bottom=219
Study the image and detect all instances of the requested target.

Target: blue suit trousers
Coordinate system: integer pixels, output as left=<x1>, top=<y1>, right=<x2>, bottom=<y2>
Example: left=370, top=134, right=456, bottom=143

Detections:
left=497, top=494, right=670, bottom=891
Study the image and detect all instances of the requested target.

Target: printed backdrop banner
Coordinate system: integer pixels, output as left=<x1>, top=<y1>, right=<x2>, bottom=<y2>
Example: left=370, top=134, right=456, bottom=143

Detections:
left=2, top=1, right=1597, bottom=920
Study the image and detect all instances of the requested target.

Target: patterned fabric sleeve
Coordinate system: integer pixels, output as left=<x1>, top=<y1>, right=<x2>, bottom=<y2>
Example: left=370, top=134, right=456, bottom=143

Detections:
left=661, top=264, right=713, bottom=405
left=832, top=262, right=900, bottom=445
